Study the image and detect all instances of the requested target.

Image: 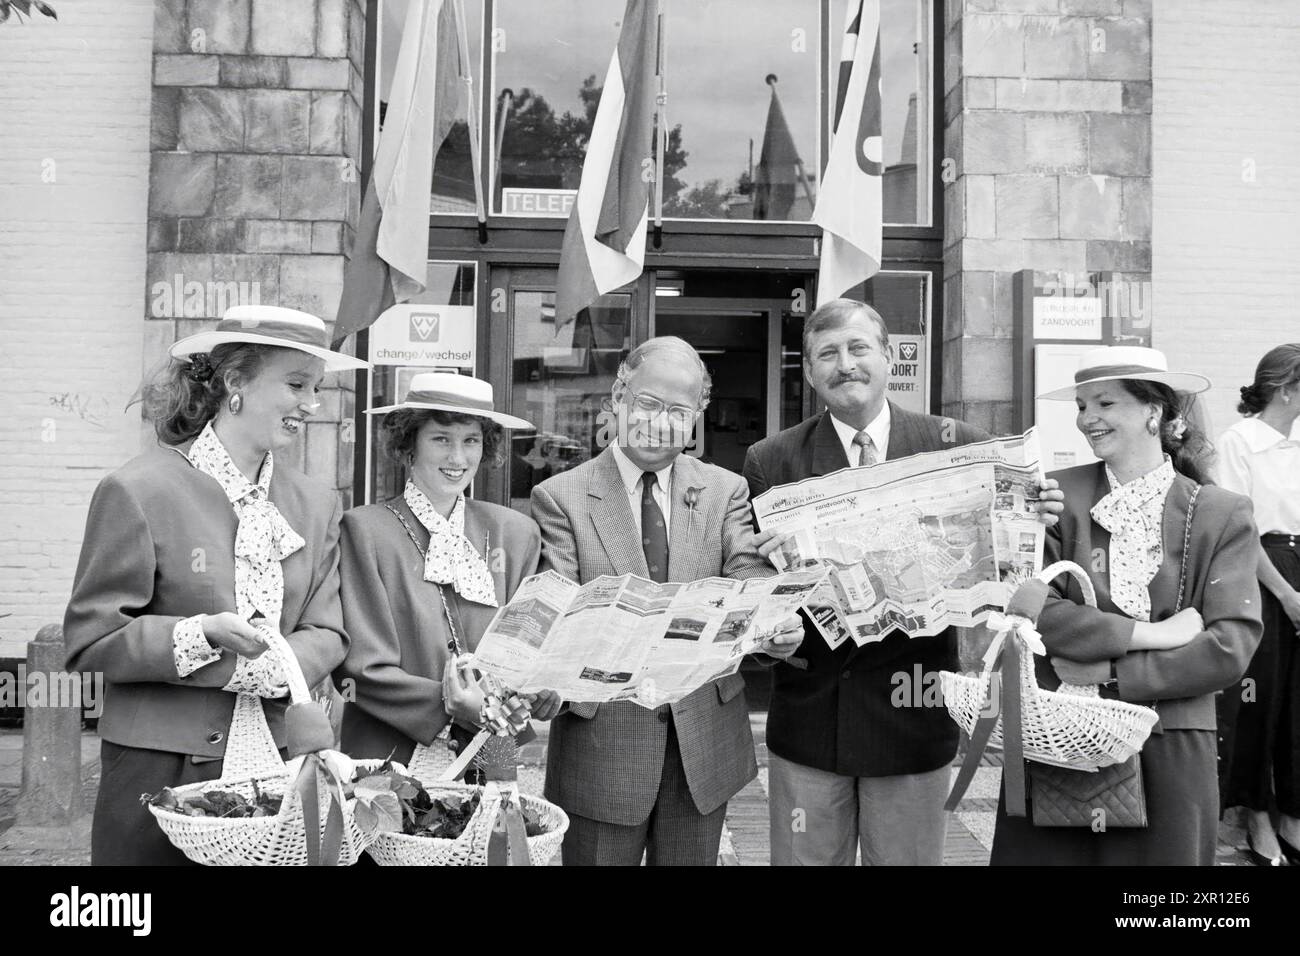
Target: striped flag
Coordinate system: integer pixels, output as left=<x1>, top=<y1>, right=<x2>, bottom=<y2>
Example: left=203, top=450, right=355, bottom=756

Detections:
left=814, top=0, right=883, bottom=306
left=332, top=0, right=462, bottom=347
left=554, top=0, right=659, bottom=329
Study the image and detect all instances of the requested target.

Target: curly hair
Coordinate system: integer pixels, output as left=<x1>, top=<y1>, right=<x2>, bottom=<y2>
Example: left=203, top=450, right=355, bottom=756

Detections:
left=381, top=408, right=505, bottom=469
left=1119, top=379, right=1214, bottom=485
left=139, top=342, right=277, bottom=444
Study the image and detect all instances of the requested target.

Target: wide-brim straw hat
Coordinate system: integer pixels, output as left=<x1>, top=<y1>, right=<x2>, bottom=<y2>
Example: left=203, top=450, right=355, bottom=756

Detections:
left=365, top=371, right=535, bottom=430
left=170, top=305, right=369, bottom=372
left=1038, top=346, right=1211, bottom=401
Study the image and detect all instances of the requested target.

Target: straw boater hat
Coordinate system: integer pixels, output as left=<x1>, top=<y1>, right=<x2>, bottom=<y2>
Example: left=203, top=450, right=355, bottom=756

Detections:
left=1039, top=345, right=1211, bottom=401
left=365, top=371, right=534, bottom=430
left=170, top=305, right=369, bottom=372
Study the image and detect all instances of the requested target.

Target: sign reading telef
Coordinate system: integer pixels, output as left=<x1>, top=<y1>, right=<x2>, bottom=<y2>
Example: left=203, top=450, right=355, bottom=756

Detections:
left=368, top=303, right=476, bottom=367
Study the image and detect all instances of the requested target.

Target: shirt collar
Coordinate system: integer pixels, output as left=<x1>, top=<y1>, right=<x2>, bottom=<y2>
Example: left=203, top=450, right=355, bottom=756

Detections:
left=611, top=442, right=674, bottom=495
left=1236, top=416, right=1296, bottom=454
left=1103, top=455, right=1175, bottom=502
left=829, top=402, right=891, bottom=461
left=183, top=421, right=273, bottom=504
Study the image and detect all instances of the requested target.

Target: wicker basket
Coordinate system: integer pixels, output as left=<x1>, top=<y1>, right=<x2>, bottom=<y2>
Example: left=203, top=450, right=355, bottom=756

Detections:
left=363, top=780, right=569, bottom=867
left=148, top=631, right=370, bottom=865
left=939, top=561, right=1159, bottom=770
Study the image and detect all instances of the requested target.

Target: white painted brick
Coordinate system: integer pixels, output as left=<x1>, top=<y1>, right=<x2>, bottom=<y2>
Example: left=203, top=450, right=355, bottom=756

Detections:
left=0, top=0, right=155, bottom=647
left=1152, top=1, right=1300, bottom=438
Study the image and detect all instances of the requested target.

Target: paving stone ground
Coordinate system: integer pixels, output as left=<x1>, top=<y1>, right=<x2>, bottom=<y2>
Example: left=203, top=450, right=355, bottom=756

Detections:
left=0, top=721, right=1258, bottom=866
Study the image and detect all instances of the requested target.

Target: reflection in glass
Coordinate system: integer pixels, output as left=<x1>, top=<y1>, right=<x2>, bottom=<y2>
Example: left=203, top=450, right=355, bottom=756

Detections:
left=377, top=0, right=484, bottom=214
left=830, top=0, right=930, bottom=225
left=662, top=0, right=820, bottom=221
left=491, top=0, right=820, bottom=222
left=507, top=292, right=631, bottom=514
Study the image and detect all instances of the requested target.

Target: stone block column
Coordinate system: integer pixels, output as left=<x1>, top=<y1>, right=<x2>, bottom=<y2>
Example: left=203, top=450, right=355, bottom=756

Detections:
left=942, top=0, right=1152, bottom=432
left=145, top=0, right=367, bottom=499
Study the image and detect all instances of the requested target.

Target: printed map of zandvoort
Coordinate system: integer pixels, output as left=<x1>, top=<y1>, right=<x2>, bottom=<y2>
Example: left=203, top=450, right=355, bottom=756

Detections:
left=753, top=431, right=1044, bottom=647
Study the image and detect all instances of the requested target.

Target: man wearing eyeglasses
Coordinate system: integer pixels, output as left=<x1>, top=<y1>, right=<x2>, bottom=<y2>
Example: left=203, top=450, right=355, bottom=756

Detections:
left=530, top=335, right=803, bottom=865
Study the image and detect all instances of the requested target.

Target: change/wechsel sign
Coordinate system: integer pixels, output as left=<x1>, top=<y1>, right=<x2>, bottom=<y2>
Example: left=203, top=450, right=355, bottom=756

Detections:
left=368, top=303, right=475, bottom=367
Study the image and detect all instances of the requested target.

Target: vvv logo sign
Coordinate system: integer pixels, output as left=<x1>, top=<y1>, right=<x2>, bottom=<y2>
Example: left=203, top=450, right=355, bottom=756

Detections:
left=409, top=311, right=440, bottom=342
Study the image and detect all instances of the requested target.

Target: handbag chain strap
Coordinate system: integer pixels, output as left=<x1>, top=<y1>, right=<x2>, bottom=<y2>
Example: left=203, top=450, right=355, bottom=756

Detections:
left=384, top=502, right=463, bottom=657
left=1173, top=483, right=1200, bottom=614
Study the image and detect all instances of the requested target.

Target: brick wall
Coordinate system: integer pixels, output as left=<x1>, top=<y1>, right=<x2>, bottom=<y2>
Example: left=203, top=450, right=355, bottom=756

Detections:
left=145, top=0, right=366, bottom=491
left=942, top=0, right=1152, bottom=431
left=0, top=1, right=156, bottom=654
left=1151, top=0, right=1300, bottom=439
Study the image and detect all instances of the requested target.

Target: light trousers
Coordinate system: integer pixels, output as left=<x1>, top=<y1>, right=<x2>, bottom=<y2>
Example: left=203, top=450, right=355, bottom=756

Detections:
left=768, top=752, right=949, bottom=865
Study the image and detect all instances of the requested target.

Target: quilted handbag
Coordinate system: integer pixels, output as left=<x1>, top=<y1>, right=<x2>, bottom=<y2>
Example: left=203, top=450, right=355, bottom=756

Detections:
left=1029, top=753, right=1147, bottom=828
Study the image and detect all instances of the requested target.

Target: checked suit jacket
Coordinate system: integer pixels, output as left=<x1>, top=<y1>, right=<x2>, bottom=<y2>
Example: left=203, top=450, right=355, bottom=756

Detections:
left=530, top=448, right=771, bottom=825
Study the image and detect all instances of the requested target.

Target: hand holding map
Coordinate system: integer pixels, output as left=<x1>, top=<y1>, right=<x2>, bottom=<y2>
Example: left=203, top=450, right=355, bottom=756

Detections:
left=752, top=429, right=1046, bottom=649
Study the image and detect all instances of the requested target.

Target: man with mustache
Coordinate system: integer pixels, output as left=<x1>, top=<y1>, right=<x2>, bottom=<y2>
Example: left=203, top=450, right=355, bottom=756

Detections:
left=743, top=298, right=1062, bottom=865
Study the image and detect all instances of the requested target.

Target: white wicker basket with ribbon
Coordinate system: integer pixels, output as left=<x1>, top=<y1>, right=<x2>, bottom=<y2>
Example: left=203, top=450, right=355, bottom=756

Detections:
left=361, top=776, right=569, bottom=867
left=941, top=560, right=1159, bottom=816
left=361, top=721, right=568, bottom=867
left=147, top=629, right=370, bottom=866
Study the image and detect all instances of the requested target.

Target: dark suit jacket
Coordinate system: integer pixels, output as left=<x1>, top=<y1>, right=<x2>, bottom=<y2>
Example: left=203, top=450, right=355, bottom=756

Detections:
left=1037, top=463, right=1263, bottom=732
left=530, top=448, right=769, bottom=824
left=743, top=403, right=992, bottom=776
left=63, top=443, right=349, bottom=758
left=334, top=496, right=541, bottom=761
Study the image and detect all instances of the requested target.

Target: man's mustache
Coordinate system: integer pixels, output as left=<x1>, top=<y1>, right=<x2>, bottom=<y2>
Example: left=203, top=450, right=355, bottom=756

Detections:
left=828, top=372, right=871, bottom=387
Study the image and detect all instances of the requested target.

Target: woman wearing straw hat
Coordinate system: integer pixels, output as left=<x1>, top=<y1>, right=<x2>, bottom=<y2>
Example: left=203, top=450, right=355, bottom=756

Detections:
left=63, top=305, right=368, bottom=865
left=990, top=346, right=1262, bottom=865
left=1216, top=344, right=1300, bottom=866
left=335, top=372, right=557, bottom=779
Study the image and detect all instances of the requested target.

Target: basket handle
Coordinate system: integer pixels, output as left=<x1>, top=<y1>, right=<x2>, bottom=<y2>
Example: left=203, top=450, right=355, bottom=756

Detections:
left=216, top=628, right=314, bottom=785
left=1038, top=560, right=1097, bottom=608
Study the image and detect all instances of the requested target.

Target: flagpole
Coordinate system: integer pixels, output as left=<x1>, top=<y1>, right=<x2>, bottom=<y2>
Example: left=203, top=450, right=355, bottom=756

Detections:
left=766, top=73, right=816, bottom=213
left=493, top=87, right=513, bottom=206
left=453, top=0, right=488, bottom=243
left=652, top=0, right=666, bottom=250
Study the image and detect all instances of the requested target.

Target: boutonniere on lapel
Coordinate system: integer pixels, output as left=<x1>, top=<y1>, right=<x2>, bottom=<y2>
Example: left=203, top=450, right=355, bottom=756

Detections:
left=684, top=486, right=705, bottom=536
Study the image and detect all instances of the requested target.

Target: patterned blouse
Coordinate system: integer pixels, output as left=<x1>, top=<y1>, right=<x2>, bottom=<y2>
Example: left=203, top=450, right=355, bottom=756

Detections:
left=1090, top=457, right=1175, bottom=622
left=170, top=422, right=305, bottom=697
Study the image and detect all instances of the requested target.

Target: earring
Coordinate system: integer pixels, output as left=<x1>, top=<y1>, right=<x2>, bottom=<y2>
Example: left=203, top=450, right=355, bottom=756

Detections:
left=1146, top=416, right=1159, bottom=435
left=228, top=393, right=243, bottom=415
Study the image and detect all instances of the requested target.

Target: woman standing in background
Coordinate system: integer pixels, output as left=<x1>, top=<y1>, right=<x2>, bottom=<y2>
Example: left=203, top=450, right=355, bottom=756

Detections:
left=1217, top=344, right=1300, bottom=866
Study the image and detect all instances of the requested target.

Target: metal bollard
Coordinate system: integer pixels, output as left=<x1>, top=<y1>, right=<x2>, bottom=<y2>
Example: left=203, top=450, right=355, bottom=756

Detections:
left=15, top=624, right=84, bottom=828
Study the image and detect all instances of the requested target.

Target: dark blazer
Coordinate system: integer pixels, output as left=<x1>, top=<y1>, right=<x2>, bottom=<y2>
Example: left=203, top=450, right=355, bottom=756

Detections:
left=334, top=496, right=541, bottom=762
left=63, top=443, right=349, bottom=758
left=1037, top=463, right=1263, bottom=731
left=530, top=448, right=769, bottom=824
left=742, top=402, right=992, bottom=776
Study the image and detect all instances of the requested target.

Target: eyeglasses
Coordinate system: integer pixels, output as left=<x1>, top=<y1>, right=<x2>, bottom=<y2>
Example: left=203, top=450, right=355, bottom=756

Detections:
left=622, top=389, right=699, bottom=426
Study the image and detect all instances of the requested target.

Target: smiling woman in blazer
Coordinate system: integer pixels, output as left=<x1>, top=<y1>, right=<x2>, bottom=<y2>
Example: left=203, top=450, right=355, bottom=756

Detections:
left=63, top=306, right=364, bottom=865
left=991, top=347, right=1263, bottom=866
left=335, top=373, right=555, bottom=777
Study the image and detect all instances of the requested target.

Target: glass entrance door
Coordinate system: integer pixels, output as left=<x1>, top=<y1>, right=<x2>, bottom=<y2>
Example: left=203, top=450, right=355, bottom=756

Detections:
left=652, top=299, right=784, bottom=475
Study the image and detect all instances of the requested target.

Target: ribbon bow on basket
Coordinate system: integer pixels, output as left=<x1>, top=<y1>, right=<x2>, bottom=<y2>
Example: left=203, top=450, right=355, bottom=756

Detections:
left=145, top=630, right=369, bottom=866
left=940, top=561, right=1160, bottom=818
left=362, top=670, right=569, bottom=866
